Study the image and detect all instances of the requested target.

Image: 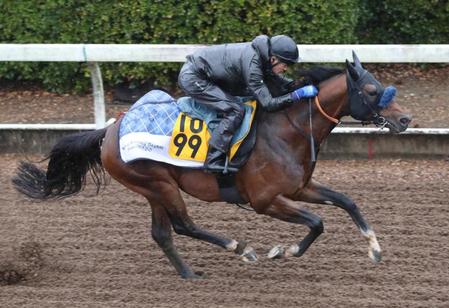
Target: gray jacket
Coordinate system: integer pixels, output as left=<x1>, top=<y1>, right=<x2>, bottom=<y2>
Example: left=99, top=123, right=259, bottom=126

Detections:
left=185, top=35, right=297, bottom=112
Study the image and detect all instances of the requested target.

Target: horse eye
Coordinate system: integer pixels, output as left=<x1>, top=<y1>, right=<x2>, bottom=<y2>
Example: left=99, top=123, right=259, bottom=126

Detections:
left=363, top=84, right=378, bottom=96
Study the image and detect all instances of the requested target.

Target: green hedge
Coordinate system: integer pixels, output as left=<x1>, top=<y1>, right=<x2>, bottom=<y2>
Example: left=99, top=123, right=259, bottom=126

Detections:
left=358, top=0, right=449, bottom=43
left=0, top=0, right=360, bottom=92
left=2, top=1, right=448, bottom=93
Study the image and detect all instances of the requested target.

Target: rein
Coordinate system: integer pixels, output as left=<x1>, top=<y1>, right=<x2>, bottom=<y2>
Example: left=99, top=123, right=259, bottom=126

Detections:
left=283, top=70, right=392, bottom=162
left=314, top=97, right=339, bottom=124
left=314, top=95, right=384, bottom=127
left=284, top=96, right=340, bottom=136
left=284, top=96, right=340, bottom=163
left=313, top=96, right=389, bottom=128
left=235, top=95, right=367, bottom=210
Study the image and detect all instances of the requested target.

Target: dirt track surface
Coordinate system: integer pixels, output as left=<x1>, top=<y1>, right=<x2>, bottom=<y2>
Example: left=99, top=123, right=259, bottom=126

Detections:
left=1, top=154, right=448, bottom=307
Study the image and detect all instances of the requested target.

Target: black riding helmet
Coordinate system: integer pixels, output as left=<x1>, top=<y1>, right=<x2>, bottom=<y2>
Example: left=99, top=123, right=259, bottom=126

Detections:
left=270, top=35, right=299, bottom=65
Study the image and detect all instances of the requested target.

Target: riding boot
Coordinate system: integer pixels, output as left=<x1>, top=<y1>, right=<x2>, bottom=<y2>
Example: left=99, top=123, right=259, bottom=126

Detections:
left=203, top=105, right=244, bottom=174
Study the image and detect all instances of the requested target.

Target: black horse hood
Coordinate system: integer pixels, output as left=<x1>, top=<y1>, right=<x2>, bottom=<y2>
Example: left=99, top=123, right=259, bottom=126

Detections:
left=251, top=35, right=271, bottom=68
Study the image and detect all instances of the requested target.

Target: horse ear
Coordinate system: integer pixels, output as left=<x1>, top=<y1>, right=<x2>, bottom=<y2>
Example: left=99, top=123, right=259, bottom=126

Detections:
left=352, top=50, right=362, bottom=68
left=346, top=59, right=359, bottom=80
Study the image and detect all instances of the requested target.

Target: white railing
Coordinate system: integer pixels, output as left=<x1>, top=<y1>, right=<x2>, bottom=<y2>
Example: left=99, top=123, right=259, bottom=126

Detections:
left=1, top=44, right=448, bottom=130
left=0, top=118, right=117, bottom=130
left=3, top=44, right=449, bottom=62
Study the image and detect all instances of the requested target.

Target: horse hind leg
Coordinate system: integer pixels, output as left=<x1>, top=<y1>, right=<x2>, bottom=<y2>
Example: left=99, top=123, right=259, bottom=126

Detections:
left=150, top=202, right=201, bottom=279
left=170, top=215, right=258, bottom=264
left=104, top=154, right=255, bottom=276
left=147, top=182, right=256, bottom=278
left=154, top=185, right=257, bottom=264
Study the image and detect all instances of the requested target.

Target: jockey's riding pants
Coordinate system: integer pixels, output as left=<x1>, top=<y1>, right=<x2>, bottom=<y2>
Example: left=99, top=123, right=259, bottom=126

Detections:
left=178, top=62, right=244, bottom=153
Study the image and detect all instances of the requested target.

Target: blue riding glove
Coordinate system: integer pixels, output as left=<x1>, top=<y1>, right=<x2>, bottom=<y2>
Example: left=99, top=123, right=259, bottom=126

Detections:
left=291, top=85, right=319, bottom=102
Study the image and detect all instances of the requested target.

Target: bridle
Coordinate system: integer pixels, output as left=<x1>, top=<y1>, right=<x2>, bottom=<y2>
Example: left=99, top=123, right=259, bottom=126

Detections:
left=346, top=69, right=391, bottom=129
left=284, top=68, right=394, bottom=162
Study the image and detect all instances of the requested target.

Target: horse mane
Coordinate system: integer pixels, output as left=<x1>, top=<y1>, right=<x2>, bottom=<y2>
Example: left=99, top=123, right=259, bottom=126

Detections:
left=297, top=66, right=343, bottom=86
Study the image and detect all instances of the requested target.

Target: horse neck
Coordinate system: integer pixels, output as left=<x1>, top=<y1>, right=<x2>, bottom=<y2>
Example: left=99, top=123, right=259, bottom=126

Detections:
left=258, top=74, right=348, bottom=148
left=312, top=74, right=349, bottom=136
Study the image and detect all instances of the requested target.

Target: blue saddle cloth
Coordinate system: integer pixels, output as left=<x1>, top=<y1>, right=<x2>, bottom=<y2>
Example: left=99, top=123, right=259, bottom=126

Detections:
left=119, top=90, right=179, bottom=137
left=119, top=90, right=255, bottom=146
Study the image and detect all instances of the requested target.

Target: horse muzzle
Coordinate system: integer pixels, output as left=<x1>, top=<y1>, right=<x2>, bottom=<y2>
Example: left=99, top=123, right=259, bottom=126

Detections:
left=384, top=113, right=412, bottom=133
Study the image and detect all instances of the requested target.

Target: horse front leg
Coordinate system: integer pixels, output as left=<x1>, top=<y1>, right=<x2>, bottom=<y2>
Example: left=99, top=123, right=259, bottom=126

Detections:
left=255, top=195, right=324, bottom=259
left=292, top=179, right=381, bottom=263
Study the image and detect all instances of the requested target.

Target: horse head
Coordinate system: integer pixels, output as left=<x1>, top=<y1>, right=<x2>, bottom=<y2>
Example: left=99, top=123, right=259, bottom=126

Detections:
left=346, top=51, right=412, bottom=133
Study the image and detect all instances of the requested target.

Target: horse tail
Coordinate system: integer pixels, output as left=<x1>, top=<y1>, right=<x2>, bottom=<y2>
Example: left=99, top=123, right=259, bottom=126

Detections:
left=12, top=128, right=108, bottom=200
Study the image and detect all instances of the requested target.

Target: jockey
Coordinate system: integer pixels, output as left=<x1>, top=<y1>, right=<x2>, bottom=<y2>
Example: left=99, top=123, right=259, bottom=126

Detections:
left=178, top=35, right=318, bottom=173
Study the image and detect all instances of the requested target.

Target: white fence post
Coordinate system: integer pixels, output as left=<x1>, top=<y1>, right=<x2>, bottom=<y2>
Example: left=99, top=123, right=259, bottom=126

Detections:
left=87, top=62, right=106, bottom=128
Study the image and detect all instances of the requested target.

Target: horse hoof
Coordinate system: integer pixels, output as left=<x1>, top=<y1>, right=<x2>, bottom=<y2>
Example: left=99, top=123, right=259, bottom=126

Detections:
left=285, top=244, right=300, bottom=257
left=267, top=245, right=284, bottom=259
left=181, top=270, right=207, bottom=279
left=240, top=246, right=257, bottom=262
left=369, top=249, right=382, bottom=263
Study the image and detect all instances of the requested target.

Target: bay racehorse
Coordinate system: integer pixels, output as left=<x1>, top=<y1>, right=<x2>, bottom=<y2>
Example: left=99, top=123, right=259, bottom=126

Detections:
left=13, top=52, right=411, bottom=278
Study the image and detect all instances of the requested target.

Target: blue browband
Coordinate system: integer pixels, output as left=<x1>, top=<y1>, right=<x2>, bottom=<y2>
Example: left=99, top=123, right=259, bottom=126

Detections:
left=378, top=86, right=396, bottom=109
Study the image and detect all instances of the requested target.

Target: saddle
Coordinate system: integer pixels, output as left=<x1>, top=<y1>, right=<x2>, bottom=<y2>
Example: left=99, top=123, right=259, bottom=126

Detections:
left=119, top=90, right=257, bottom=171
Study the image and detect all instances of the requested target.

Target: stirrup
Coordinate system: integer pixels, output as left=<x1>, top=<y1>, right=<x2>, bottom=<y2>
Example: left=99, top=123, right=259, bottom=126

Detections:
left=223, top=156, right=238, bottom=174
left=205, top=155, right=238, bottom=174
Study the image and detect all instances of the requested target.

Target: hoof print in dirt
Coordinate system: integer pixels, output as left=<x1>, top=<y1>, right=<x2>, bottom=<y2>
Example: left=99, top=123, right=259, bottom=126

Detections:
left=0, top=242, right=44, bottom=286
left=0, top=269, right=24, bottom=285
